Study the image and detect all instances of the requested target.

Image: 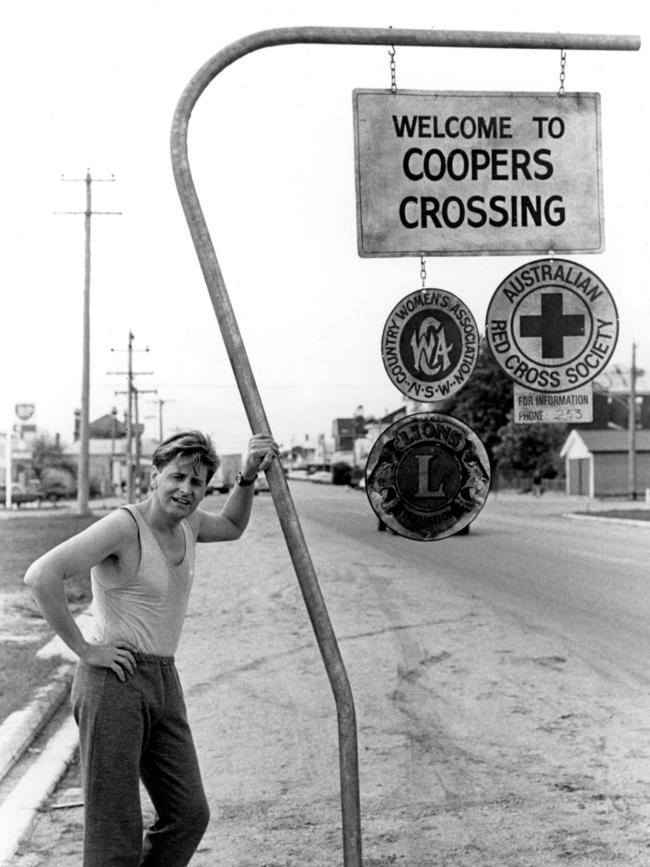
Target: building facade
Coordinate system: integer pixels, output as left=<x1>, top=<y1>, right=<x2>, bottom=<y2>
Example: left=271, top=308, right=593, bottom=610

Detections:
left=561, top=429, right=650, bottom=498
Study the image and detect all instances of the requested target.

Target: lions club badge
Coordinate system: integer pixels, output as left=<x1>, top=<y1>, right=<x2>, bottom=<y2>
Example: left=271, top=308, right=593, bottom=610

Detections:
left=365, top=412, right=491, bottom=540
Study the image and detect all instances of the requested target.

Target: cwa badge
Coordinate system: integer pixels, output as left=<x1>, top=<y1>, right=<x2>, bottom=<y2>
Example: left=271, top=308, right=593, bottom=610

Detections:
left=382, top=289, right=479, bottom=401
left=365, top=412, right=491, bottom=540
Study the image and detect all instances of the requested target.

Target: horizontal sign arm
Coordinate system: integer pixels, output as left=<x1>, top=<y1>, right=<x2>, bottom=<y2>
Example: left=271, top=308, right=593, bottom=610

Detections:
left=173, top=27, right=640, bottom=135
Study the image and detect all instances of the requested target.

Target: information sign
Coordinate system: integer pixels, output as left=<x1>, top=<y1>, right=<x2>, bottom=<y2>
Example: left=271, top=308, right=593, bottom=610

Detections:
left=353, top=90, right=602, bottom=256
left=381, top=289, right=479, bottom=402
left=513, top=383, right=593, bottom=424
left=485, top=258, right=618, bottom=393
left=365, top=412, right=491, bottom=540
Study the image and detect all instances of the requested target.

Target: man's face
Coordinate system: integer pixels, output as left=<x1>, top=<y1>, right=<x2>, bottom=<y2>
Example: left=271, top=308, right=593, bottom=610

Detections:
left=152, top=456, right=209, bottom=517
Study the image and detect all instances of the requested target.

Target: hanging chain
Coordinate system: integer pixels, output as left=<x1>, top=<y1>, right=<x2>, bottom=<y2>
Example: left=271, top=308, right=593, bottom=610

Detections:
left=419, top=254, right=427, bottom=288
left=558, top=49, right=567, bottom=97
left=388, top=31, right=397, bottom=94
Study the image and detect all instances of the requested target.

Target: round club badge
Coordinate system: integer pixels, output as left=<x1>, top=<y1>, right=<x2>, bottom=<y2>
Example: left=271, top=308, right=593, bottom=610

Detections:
left=485, top=258, right=618, bottom=393
left=365, top=412, right=491, bottom=541
left=382, top=289, right=479, bottom=402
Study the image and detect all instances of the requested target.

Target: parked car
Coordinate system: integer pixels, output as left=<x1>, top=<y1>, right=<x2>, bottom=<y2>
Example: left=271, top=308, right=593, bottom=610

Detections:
left=0, top=483, right=43, bottom=507
left=40, top=480, right=76, bottom=502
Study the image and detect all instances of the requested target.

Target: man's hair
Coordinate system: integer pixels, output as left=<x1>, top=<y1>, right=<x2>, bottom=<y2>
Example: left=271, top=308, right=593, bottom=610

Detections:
left=152, top=430, right=220, bottom=478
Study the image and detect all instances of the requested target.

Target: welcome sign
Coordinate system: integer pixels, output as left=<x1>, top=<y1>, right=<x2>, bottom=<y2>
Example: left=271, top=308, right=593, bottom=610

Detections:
left=353, top=90, right=603, bottom=257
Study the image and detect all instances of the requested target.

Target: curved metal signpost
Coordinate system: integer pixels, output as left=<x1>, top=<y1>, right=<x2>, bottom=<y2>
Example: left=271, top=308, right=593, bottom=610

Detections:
left=170, top=27, right=640, bottom=866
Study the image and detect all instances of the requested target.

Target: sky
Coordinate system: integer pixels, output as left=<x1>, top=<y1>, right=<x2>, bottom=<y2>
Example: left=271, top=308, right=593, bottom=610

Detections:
left=1, top=0, right=647, bottom=455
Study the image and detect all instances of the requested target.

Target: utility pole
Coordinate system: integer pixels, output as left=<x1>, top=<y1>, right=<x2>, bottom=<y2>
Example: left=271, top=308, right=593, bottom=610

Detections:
left=133, top=386, right=158, bottom=497
left=110, top=406, right=119, bottom=495
left=628, top=341, right=639, bottom=501
left=57, top=171, right=121, bottom=515
left=148, top=398, right=173, bottom=443
left=108, top=332, right=153, bottom=503
left=4, top=426, right=12, bottom=509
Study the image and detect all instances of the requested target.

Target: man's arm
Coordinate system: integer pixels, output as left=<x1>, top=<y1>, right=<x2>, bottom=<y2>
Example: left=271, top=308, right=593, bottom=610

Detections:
left=192, top=433, right=279, bottom=543
left=24, top=509, right=138, bottom=681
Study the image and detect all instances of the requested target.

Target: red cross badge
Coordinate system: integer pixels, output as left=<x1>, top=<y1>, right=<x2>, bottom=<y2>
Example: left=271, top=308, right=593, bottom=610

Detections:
left=485, top=258, right=618, bottom=392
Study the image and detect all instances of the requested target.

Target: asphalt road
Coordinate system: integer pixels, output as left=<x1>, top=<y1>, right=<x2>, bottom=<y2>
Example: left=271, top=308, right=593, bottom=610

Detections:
left=11, top=483, right=650, bottom=866
left=291, top=483, right=650, bottom=686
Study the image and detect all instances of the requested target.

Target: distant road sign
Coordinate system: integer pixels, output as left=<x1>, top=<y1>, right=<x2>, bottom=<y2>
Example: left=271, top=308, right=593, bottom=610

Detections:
left=485, top=258, right=618, bottom=393
left=381, top=289, right=479, bottom=402
left=15, top=404, right=35, bottom=421
left=365, top=412, right=491, bottom=540
left=354, top=90, right=602, bottom=256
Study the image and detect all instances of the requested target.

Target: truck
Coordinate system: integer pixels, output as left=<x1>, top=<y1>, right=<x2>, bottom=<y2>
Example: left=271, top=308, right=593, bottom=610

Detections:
left=206, top=453, right=242, bottom=494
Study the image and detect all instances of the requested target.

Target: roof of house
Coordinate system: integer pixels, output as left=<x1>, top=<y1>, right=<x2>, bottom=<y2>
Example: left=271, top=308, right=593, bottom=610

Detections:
left=89, top=413, right=127, bottom=438
left=567, top=429, right=650, bottom=453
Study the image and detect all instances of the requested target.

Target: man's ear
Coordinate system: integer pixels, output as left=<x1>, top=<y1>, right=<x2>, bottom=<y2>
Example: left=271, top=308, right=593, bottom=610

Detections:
left=151, top=466, right=159, bottom=489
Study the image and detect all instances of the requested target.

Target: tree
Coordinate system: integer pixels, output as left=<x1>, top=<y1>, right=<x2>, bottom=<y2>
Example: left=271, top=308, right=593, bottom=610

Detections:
left=492, top=418, right=566, bottom=482
left=31, top=434, right=76, bottom=481
left=433, top=339, right=566, bottom=488
left=438, top=338, right=513, bottom=466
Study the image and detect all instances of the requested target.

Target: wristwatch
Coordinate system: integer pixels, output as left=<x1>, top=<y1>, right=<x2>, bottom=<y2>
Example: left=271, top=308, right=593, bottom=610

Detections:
left=235, top=472, right=258, bottom=487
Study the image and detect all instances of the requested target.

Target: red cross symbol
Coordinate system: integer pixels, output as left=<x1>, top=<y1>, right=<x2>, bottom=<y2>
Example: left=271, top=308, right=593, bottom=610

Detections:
left=519, top=292, right=585, bottom=359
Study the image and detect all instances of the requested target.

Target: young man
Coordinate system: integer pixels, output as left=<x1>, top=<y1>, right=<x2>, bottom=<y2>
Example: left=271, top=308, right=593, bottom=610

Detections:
left=25, top=429, right=279, bottom=866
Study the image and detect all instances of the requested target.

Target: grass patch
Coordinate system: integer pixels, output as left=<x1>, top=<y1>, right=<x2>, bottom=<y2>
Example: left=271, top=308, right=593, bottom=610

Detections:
left=575, top=510, right=650, bottom=522
left=0, top=514, right=100, bottom=593
left=0, top=646, right=63, bottom=719
left=0, top=512, right=102, bottom=723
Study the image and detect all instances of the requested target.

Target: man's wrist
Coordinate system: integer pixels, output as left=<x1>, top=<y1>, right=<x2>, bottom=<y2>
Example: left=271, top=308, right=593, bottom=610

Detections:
left=236, top=471, right=258, bottom=487
left=76, top=638, right=93, bottom=662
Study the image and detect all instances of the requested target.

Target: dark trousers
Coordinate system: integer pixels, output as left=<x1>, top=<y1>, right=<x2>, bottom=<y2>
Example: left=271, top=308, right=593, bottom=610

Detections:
left=72, top=655, right=209, bottom=867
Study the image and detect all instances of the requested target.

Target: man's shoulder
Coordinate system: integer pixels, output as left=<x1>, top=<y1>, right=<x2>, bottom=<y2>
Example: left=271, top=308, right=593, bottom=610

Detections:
left=48, top=505, right=140, bottom=569
left=185, top=507, right=206, bottom=538
left=186, top=505, right=232, bottom=543
left=93, top=506, right=140, bottom=541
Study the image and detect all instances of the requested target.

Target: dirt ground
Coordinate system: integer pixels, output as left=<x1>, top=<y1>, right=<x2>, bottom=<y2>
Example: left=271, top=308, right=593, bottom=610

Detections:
left=8, top=493, right=650, bottom=865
